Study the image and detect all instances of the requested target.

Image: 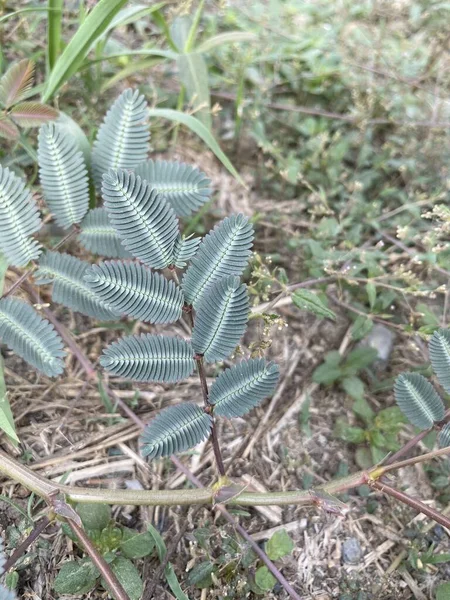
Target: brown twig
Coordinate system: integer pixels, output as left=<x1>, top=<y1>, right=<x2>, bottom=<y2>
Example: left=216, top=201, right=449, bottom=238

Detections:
left=2, top=515, right=51, bottom=573
left=67, top=520, right=131, bottom=600
left=370, top=480, right=450, bottom=530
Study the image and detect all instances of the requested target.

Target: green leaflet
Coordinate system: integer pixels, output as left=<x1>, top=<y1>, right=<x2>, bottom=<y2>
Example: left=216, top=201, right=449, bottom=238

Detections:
left=394, top=372, right=444, bottom=430
left=0, top=165, right=42, bottom=267
left=140, top=402, right=212, bottom=459
left=92, top=89, right=149, bottom=189
left=134, top=159, right=211, bottom=217
left=210, top=359, right=279, bottom=418
left=192, top=276, right=249, bottom=363
left=429, top=328, right=450, bottom=393
left=100, top=334, right=195, bottom=382
left=78, top=208, right=131, bottom=259
left=38, top=122, right=89, bottom=229
left=182, top=214, right=254, bottom=307
left=84, top=260, right=184, bottom=324
left=102, top=169, right=179, bottom=270
left=34, top=251, right=121, bottom=321
left=0, top=297, right=65, bottom=377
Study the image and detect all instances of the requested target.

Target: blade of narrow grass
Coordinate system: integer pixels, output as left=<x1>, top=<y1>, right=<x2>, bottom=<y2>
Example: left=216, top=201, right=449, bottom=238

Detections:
left=47, top=0, right=63, bottom=72
left=42, top=0, right=127, bottom=101
left=147, top=108, right=245, bottom=186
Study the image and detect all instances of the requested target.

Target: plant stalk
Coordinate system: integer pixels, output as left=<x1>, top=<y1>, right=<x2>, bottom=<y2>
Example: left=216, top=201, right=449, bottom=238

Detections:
left=370, top=480, right=450, bottom=530
left=2, top=515, right=51, bottom=573
left=68, top=520, right=130, bottom=600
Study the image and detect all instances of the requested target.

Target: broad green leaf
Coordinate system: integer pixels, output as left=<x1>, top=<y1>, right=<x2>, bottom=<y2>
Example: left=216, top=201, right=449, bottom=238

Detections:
left=437, top=582, right=450, bottom=600
left=43, top=0, right=128, bottom=101
left=366, top=282, right=376, bottom=309
left=255, top=566, right=276, bottom=591
left=343, top=347, right=378, bottom=373
left=120, top=527, right=155, bottom=559
left=76, top=503, right=111, bottom=531
left=196, top=31, right=258, bottom=53
left=109, top=557, right=143, bottom=600
left=292, top=289, right=336, bottom=320
left=352, top=395, right=374, bottom=424
left=266, top=529, right=294, bottom=560
left=312, top=363, right=342, bottom=385
left=351, top=315, right=373, bottom=340
left=341, top=376, right=365, bottom=401
left=334, top=419, right=366, bottom=444
left=54, top=560, right=98, bottom=595
left=146, top=108, right=243, bottom=185
left=187, top=561, right=214, bottom=587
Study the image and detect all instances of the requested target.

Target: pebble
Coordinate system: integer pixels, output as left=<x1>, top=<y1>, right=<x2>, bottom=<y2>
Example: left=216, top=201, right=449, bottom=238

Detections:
left=342, top=538, right=363, bottom=564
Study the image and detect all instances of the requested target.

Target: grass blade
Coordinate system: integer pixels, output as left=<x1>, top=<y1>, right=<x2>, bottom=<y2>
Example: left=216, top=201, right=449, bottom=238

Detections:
left=42, top=0, right=127, bottom=101
left=177, top=52, right=211, bottom=129
left=147, top=108, right=244, bottom=185
left=47, top=0, right=63, bottom=72
left=196, top=31, right=258, bottom=53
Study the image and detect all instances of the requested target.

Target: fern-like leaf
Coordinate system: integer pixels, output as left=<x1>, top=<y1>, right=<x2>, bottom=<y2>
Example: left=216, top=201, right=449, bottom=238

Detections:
left=78, top=208, right=131, bottom=258
left=182, top=214, right=254, bottom=308
left=192, top=276, right=249, bottom=363
left=134, top=159, right=211, bottom=217
left=210, top=359, right=279, bottom=418
left=85, top=260, right=184, bottom=324
left=0, top=165, right=42, bottom=267
left=92, top=89, right=149, bottom=189
left=34, top=251, right=120, bottom=321
left=102, top=169, right=179, bottom=270
left=140, top=403, right=212, bottom=459
left=0, top=297, right=65, bottom=377
left=170, top=234, right=201, bottom=268
left=429, top=328, right=450, bottom=394
left=100, top=334, right=195, bottom=382
left=439, top=423, right=450, bottom=448
left=38, top=123, right=89, bottom=229
left=0, top=59, right=34, bottom=108
left=394, top=372, right=444, bottom=430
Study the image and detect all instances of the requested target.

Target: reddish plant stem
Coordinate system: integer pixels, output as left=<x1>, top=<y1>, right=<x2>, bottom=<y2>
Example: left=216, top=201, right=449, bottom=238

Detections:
left=68, top=520, right=130, bottom=600
left=2, top=516, right=51, bottom=573
left=371, top=480, right=450, bottom=530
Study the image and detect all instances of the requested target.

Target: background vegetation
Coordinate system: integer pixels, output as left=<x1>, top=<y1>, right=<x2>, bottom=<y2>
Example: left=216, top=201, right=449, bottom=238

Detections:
left=2, top=0, right=450, bottom=598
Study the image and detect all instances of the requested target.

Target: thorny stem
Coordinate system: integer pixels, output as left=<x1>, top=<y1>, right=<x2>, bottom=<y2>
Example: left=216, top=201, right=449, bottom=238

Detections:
left=68, top=520, right=131, bottom=600
left=2, top=515, right=51, bottom=573
left=370, top=480, right=450, bottom=530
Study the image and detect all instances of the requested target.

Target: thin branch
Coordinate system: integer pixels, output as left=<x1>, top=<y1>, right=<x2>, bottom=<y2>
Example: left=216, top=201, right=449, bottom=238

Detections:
left=2, top=515, right=51, bottom=572
left=68, top=520, right=131, bottom=600
left=371, top=480, right=450, bottom=530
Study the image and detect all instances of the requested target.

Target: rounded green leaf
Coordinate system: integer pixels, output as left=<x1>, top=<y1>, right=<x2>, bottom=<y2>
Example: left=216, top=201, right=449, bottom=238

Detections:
left=394, top=372, right=444, bottom=430
left=76, top=503, right=111, bottom=531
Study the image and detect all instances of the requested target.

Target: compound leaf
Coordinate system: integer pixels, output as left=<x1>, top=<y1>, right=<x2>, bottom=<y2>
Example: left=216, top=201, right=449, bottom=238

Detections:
left=38, top=122, right=89, bottom=229
left=429, top=328, right=450, bottom=393
left=192, top=276, right=248, bottom=363
left=170, top=234, right=201, bottom=269
left=210, top=358, right=279, bottom=418
left=34, top=251, right=120, bottom=320
left=10, top=102, right=58, bottom=127
left=102, top=169, right=179, bottom=270
left=85, top=260, right=184, bottom=324
left=0, top=297, right=65, bottom=377
left=182, top=214, right=253, bottom=307
left=0, top=59, right=34, bottom=108
left=140, top=402, right=212, bottom=459
left=78, top=208, right=131, bottom=258
left=394, top=372, right=444, bottom=430
left=0, top=165, right=42, bottom=267
left=134, top=159, right=211, bottom=217
left=439, top=423, right=450, bottom=449
left=92, top=88, right=149, bottom=189
left=100, top=334, right=195, bottom=382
